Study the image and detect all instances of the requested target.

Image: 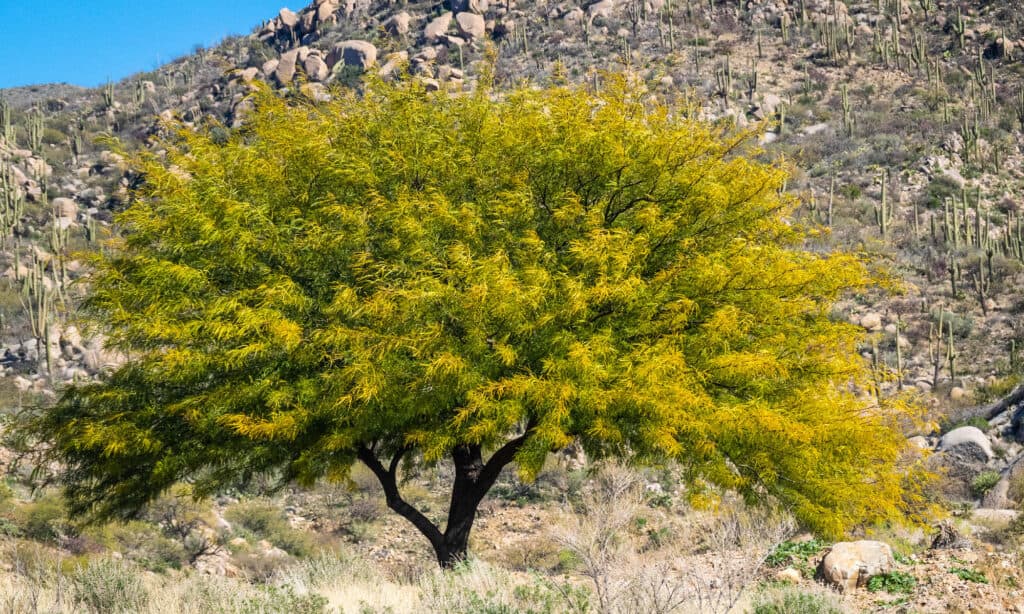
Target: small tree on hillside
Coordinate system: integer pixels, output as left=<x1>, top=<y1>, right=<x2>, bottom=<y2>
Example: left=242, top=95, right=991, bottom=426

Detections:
left=35, top=76, right=920, bottom=567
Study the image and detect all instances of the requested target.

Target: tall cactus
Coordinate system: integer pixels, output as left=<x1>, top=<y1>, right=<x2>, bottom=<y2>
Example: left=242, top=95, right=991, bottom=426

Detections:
left=0, top=96, right=13, bottom=144
left=103, top=81, right=115, bottom=109
left=874, top=169, right=893, bottom=239
left=952, top=6, right=966, bottom=50
left=28, top=108, right=44, bottom=153
left=841, top=83, right=853, bottom=136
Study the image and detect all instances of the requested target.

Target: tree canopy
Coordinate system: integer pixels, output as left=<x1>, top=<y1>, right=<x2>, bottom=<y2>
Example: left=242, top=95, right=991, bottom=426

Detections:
left=37, top=75, right=918, bottom=566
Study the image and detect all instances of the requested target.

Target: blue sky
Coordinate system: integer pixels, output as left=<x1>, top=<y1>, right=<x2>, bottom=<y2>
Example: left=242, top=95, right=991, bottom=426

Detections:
left=0, top=1, right=292, bottom=89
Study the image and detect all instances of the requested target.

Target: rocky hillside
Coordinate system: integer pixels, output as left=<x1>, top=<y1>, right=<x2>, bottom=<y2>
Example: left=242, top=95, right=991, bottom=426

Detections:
left=2, top=0, right=1024, bottom=398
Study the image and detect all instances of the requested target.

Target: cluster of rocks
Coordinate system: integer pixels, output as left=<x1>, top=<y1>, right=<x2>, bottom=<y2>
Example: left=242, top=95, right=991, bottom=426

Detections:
left=0, top=139, right=51, bottom=204
left=256, top=1, right=347, bottom=50
left=0, top=325, right=124, bottom=391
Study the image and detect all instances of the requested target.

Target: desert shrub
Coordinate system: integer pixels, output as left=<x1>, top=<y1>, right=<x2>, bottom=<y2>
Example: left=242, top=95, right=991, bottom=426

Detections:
left=105, top=520, right=187, bottom=571
left=70, top=558, right=150, bottom=614
left=971, top=471, right=1001, bottom=498
left=765, top=539, right=826, bottom=576
left=241, top=585, right=329, bottom=614
left=945, top=416, right=990, bottom=432
left=41, top=127, right=67, bottom=146
left=224, top=500, right=315, bottom=557
left=273, top=548, right=371, bottom=588
left=751, top=584, right=843, bottom=614
left=233, top=550, right=295, bottom=583
left=420, top=560, right=589, bottom=614
left=6, top=539, right=62, bottom=579
left=949, top=566, right=988, bottom=583
left=974, top=375, right=1022, bottom=404
left=930, top=310, right=974, bottom=338
left=347, top=496, right=385, bottom=524
left=15, top=493, right=72, bottom=542
left=923, top=174, right=962, bottom=209
left=144, top=485, right=220, bottom=564
left=494, top=536, right=565, bottom=572
left=0, top=480, right=14, bottom=502
left=867, top=570, right=916, bottom=593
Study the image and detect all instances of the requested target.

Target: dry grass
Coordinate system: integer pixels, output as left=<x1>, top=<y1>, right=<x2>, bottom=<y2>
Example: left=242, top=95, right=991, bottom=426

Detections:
left=0, top=465, right=830, bottom=614
left=552, top=462, right=796, bottom=614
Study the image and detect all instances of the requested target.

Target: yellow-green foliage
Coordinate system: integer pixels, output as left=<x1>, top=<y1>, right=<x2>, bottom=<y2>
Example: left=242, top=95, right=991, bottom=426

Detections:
left=38, top=75, right=918, bottom=543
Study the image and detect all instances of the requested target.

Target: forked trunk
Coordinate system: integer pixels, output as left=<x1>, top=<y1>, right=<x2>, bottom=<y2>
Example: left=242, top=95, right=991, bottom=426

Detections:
left=357, top=428, right=532, bottom=569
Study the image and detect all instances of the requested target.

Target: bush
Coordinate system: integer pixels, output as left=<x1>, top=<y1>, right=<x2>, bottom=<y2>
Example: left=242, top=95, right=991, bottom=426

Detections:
left=867, top=570, right=916, bottom=593
left=752, top=585, right=843, bottom=614
left=949, top=566, right=988, bottom=583
left=225, top=500, right=316, bottom=557
left=765, top=540, right=825, bottom=567
left=923, top=174, right=962, bottom=209
left=15, top=493, right=72, bottom=543
left=971, top=471, right=1001, bottom=498
left=70, top=558, right=150, bottom=614
left=945, top=416, right=990, bottom=432
left=104, top=521, right=187, bottom=571
left=930, top=310, right=974, bottom=338
left=241, top=585, right=329, bottom=614
left=420, top=559, right=589, bottom=614
left=974, top=375, right=1022, bottom=404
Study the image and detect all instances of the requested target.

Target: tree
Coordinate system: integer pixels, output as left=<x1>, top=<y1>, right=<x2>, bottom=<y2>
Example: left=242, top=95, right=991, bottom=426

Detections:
left=35, top=75, right=917, bottom=568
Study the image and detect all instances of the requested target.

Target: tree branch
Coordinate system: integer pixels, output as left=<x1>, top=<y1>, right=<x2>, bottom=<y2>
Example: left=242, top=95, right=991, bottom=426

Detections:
left=478, top=419, right=537, bottom=490
left=357, top=446, right=445, bottom=552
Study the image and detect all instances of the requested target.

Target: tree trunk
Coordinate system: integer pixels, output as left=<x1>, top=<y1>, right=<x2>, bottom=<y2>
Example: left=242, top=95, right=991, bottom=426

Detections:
left=357, top=427, right=533, bottom=569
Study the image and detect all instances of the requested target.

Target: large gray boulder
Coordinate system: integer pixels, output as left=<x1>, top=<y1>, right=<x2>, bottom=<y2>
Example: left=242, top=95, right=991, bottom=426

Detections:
left=52, top=197, right=77, bottom=219
left=328, top=40, right=378, bottom=71
left=820, top=541, right=895, bottom=592
left=939, top=426, right=994, bottom=460
left=934, top=426, right=996, bottom=501
left=425, top=12, right=453, bottom=41
left=303, top=54, right=329, bottom=81
left=455, top=12, right=486, bottom=40
left=274, top=49, right=300, bottom=84
left=278, top=8, right=299, bottom=28
left=385, top=11, right=412, bottom=36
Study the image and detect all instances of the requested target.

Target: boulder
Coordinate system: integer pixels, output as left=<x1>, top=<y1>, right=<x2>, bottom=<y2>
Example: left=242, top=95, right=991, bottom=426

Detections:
left=588, top=0, right=616, bottom=20
left=278, top=8, right=299, bottom=28
left=981, top=475, right=1012, bottom=509
left=425, top=12, right=453, bottom=41
left=385, top=11, right=412, bottom=36
left=274, top=49, right=300, bottom=84
left=755, top=93, right=783, bottom=119
left=859, top=312, right=883, bottom=331
left=820, top=541, right=895, bottom=592
left=239, top=67, right=260, bottom=83
left=907, top=436, right=932, bottom=450
left=317, top=1, right=339, bottom=23
left=939, top=426, right=994, bottom=461
left=300, top=11, right=316, bottom=34
left=455, top=12, right=486, bottom=40
left=52, top=197, right=77, bottom=219
left=934, top=426, right=995, bottom=501
left=329, top=40, right=378, bottom=71
left=303, top=54, right=329, bottom=81
left=984, top=454, right=1024, bottom=508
